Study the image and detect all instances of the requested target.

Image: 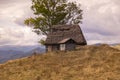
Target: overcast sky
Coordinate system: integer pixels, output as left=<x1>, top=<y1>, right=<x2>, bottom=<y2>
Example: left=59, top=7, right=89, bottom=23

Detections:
left=0, top=0, right=120, bottom=46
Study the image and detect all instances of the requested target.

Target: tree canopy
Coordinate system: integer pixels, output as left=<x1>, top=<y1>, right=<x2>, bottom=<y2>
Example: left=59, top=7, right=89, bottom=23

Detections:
left=24, top=0, right=82, bottom=35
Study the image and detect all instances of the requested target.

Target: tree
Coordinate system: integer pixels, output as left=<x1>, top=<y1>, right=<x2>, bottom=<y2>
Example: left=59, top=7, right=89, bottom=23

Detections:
left=24, top=0, right=82, bottom=35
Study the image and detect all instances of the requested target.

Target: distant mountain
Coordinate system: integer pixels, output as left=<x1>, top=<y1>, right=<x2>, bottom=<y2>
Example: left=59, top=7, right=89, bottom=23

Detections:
left=0, top=45, right=45, bottom=52
left=0, top=46, right=45, bottom=63
left=110, top=43, right=120, bottom=46
left=93, top=43, right=120, bottom=46
left=19, top=47, right=46, bottom=58
left=0, top=50, right=25, bottom=63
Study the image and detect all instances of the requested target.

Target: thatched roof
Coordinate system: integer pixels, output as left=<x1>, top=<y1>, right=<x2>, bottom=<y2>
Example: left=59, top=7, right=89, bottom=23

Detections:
left=45, top=25, right=87, bottom=45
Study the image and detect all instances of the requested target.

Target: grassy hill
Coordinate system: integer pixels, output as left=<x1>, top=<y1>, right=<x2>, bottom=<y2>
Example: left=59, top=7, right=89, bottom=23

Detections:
left=0, top=44, right=120, bottom=80
left=112, top=44, right=120, bottom=50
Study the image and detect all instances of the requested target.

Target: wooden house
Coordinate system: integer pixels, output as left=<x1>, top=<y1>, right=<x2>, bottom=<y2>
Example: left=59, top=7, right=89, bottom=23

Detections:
left=45, top=25, right=87, bottom=51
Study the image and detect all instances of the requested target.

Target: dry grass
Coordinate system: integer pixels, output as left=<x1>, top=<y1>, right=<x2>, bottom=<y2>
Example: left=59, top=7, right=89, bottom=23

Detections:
left=112, top=44, right=120, bottom=50
left=0, top=44, right=120, bottom=80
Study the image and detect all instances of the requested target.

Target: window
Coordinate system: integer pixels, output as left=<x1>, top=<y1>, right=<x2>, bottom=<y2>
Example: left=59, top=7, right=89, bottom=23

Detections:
left=60, top=44, right=65, bottom=51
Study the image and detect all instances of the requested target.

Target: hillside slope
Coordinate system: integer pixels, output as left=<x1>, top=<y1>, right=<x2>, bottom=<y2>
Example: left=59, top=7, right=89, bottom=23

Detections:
left=0, top=44, right=120, bottom=80
left=112, top=44, right=120, bottom=50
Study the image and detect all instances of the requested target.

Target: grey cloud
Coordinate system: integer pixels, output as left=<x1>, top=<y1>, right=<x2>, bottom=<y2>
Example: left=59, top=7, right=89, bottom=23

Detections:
left=0, top=40, right=13, bottom=45
left=0, top=26, right=42, bottom=46
left=14, top=19, right=25, bottom=26
left=14, top=9, right=34, bottom=26
left=0, top=0, right=33, bottom=26
left=0, top=0, right=120, bottom=45
left=15, top=0, right=120, bottom=44
left=0, top=0, right=30, bottom=4
left=78, top=0, right=120, bottom=44
left=113, top=0, right=120, bottom=5
left=0, top=0, right=41, bottom=46
left=83, top=27, right=117, bottom=36
left=0, top=0, right=30, bottom=8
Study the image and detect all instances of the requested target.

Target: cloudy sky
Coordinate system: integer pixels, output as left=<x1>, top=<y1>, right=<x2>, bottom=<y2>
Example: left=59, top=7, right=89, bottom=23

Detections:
left=0, top=0, right=120, bottom=46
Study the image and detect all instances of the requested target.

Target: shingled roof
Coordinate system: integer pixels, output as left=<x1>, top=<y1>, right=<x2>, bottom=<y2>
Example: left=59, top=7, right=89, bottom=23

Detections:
left=45, top=25, right=87, bottom=45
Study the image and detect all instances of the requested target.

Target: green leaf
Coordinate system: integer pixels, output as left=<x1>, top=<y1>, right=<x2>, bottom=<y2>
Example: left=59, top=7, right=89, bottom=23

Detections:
left=24, top=0, right=83, bottom=35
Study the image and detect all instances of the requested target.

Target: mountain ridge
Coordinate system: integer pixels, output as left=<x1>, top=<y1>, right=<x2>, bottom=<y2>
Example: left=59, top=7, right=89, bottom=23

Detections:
left=0, top=47, right=45, bottom=63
